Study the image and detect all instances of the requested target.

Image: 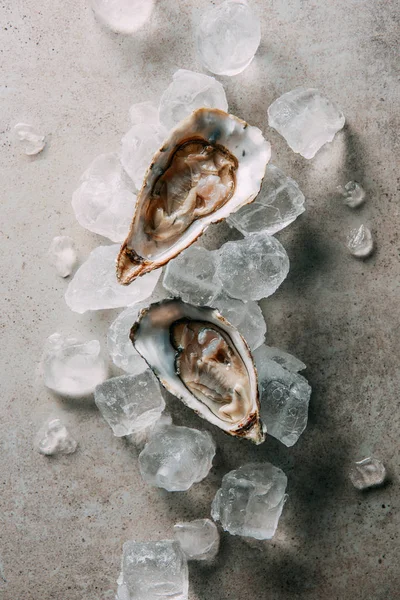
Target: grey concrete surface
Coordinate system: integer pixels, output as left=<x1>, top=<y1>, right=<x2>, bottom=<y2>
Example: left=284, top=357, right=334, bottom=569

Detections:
left=1, top=1, right=399, bottom=598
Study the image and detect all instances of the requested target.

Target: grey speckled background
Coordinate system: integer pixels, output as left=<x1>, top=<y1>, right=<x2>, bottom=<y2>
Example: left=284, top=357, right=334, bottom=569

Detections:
left=1, top=1, right=399, bottom=599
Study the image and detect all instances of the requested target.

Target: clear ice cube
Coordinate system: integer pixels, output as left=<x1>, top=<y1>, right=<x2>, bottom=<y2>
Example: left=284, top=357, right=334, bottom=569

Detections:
left=72, top=153, right=136, bottom=242
left=91, top=0, right=154, bottom=34
left=94, top=371, right=165, bottom=437
left=338, top=181, right=366, bottom=208
left=121, top=123, right=167, bottom=191
left=212, top=293, right=266, bottom=350
left=159, top=69, right=228, bottom=130
left=65, top=245, right=161, bottom=313
left=211, top=462, right=287, bottom=540
left=116, top=540, right=188, bottom=600
left=349, top=457, right=386, bottom=490
left=196, top=1, right=261, bottom=76
left=129, top=100, right=159, bottom=126
left=254, top=344, right=306, bottom=373
left=254, top=345, right=311, bottom=447
left=268, top=88, right=345, bottom=159
left=227, top=164, right=305, bottom=236
left=162, top=245, right=222, bottom=305
left=36, top=418, right=77, bottom=456
left=14, top=122, right=45, bottom=155
left=173, top=519, right=220, bottom=561
left=42, top=333, right=108, bottom=398
left=48, top=236, right=77, bottom=278
left=215, top=232, right=290, bottom=301
left=346, top=224, right=374, bottom=258
left=139, top=424, right=216, bottom=491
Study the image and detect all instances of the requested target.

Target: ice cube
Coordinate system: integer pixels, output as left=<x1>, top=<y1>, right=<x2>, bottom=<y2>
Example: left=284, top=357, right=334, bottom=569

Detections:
left=36, top=418, right=77, bottom=456
left=116, top=540, right=188, bottom=600
left=14, top=122, right=45, bottom=155
left=94, top=371, right=165, bottom=437
left=254, top=345, right=311, bottom=447
left=162, top=246, right=222, bottom=305
left=129, top=100, right=159, bottom=126
left=139, top=424, right=216, bottom=491
left=173, top=519, right=219, bottom=561
left=107, top=305, right=149, bottom=375
left=337, top=181, right=366, bottom=208
left=349, top=457, right=386, bottom=490
left=211, top=462, right=287, bottom=540
left=48, top=236, right=77, bottom=277
left=227, top=164, right=305, bottom=236
left=91, top=0, right=154, bottom=34
left=42, top=333, right=108, bottom=397
left=121, top=123, right=167, bottom=191
left=196, top=1, right=261, bottom=76
left=346, top=224, right=374, bottom=258
left=65, top=245, right=161, bottom=313
left=215, top=232, right=290, bottom=301
left=212, top=293, right=266, bottom=350
left=254, top=344, right=306, bottom=373
left=159, top=69, right=228, bottom=130
left=72, top=153, right=136, bottom=242
left=268, top=88, right=345, bottom=159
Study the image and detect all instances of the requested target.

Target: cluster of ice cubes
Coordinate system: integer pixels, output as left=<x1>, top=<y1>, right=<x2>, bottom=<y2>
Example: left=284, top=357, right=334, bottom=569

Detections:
left=196, top=0, right=261, bottom=76
left=36, top=418, right=77, bottom=456
left=42, top=333, right=108, bottom=397
left=254, top=344, right=311, bottom=447
left=212, top=462, right=288, bottom=540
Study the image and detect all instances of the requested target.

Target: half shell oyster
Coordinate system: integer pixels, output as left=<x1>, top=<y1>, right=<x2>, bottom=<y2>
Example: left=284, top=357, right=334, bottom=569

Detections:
left=130, top=299, right=265, bottom=444
left=117, top=108, right=271, bottom=284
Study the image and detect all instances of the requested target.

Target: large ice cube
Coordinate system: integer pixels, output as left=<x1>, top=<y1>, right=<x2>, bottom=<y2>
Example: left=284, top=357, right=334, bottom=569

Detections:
left=254, top=344, right=311, bottom=447
left=196, top=1, right=261, bottom=76
left=72, top=153, right=136, bottom=242
left=94, top=371, right=165, bottom=437
left=211, top=462, right=287, bottom=540
left=42, top=333, right=108, bottom=397
left=139, top=424, right=216, bottom=491
left=159, top=69, right=228, bottom=130
left=65, top=245, right=161, bottom=313
left=212, top=293, right=266, bottom=350
left=268, top=88, right=345, bottom=159
left=215, top=233, right=290, bottom=301
left=227, top=164, right=305, bottom=236
left=116, top=540, right=188, bottom=600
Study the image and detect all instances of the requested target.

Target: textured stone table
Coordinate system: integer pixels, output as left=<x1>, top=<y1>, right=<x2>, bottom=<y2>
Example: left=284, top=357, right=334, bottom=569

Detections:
left=1, top=1, right=399, bottom=598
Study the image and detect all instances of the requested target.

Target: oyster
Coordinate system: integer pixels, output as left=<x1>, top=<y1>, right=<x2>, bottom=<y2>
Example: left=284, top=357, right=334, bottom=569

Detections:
left=130, top=299, right=265, bottom=444
left=117, top=108, right=271, bottom=284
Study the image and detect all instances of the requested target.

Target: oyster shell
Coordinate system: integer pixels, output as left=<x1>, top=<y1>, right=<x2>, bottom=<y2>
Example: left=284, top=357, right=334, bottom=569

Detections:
left=130, top=299, right=265, bottom=444
left=117, top=108, right=271, bottom=284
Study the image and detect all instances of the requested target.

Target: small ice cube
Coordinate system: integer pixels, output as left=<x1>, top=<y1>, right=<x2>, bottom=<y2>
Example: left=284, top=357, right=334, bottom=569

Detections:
left=349, top=457, right=386, bottom=490
left=65, top=245, right=161, bottom=313
left=213, top=293, right=266, bottom=350
left=121, top=123, right=167, bottom=191
left=254, top=345, right=306, bottom=373
left=36, top=418, right=77, bottom=456
left=48, top=236, right=77, bottom=277
left=107, top=305, right=148, bottom=375
left=163, top=246, right=222, bottom=305
left=268, top=88, right=345, bottom=159
left=227, top=164, right=305, bottom=236
left=173, top=519, right=220, bottom=561
left=139, top=424, right=216, bottom=491
left=159, top=69, right=228, bottom=130
left=211, top=462, right=287, bottom=540
left=196, top=1, right=261, bottom=76
left=42, top=333, right=108, bottom=397
left=337, top=181, right=366, bottom=208
left=14, top=123, right=45, bottom=155
left=116, top=540, right=188, bottom=600
left=91, top=0, right=154, bottom=34
left=94, top=371, right=165, bottom=437
left=254, top=345, right=311, bottom=447
left=215, top=232, right=290, bottom=301
left=72, top=153, right=136, bottom=242
left=129, top=100, right=159, bottom=126
left=346, top=224, right=374, bottom=258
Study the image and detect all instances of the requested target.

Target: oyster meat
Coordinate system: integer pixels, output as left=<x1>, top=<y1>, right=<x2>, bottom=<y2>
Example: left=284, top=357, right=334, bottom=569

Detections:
left=117, top=108, right=271, bottom=284
left=130, top=299, right=265, bottom=444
